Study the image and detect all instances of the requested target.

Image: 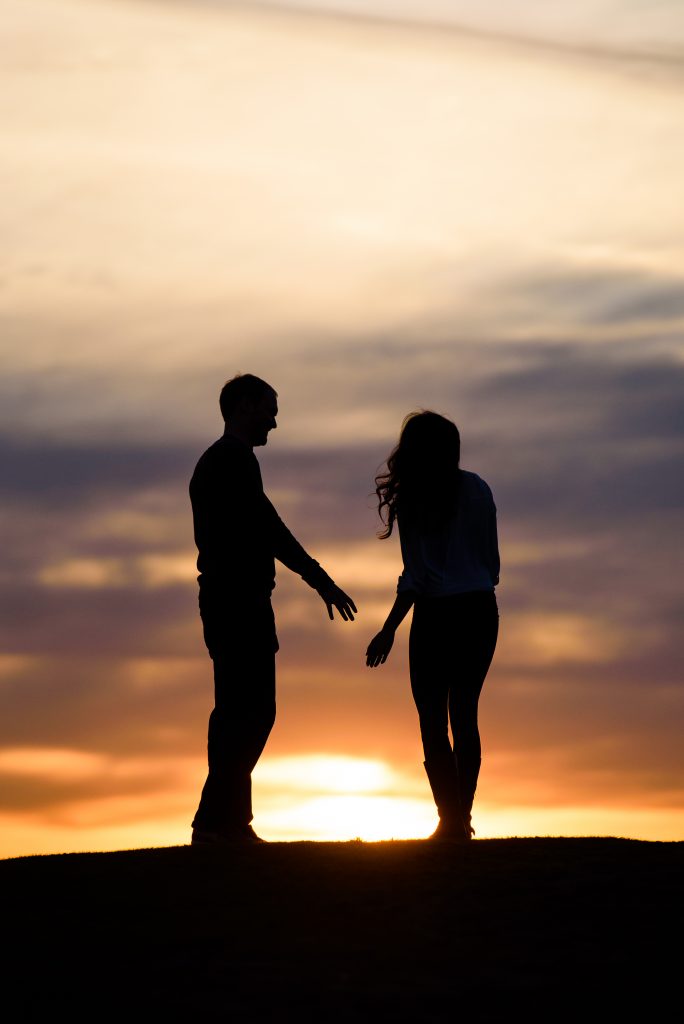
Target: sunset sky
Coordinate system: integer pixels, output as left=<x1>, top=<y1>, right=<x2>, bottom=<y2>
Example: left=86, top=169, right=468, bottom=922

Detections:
left=2, top=0, right=683, bottom=857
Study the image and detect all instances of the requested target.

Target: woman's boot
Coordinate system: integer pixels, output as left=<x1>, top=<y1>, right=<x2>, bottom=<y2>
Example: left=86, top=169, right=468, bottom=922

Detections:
left=423, top=753, right=470, bottom=841
left=457, top=755, right=481, bottom=838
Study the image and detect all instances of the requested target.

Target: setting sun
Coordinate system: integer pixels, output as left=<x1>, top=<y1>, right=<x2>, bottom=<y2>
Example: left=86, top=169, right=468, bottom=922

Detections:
left=253, top=756, right=436, bottom=840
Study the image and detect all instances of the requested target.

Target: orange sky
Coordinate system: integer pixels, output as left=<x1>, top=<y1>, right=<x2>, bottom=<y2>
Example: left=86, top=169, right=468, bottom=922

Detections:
left=1, top=0, right=683, bottom=856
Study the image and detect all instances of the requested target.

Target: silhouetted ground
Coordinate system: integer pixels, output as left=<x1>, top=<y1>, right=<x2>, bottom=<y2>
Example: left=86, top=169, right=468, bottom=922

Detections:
left=3, top=838, right=680, bottom=1021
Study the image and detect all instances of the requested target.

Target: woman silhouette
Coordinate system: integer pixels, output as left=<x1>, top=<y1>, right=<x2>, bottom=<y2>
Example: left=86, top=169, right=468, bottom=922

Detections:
left=366, top=412, right=500, bottom=841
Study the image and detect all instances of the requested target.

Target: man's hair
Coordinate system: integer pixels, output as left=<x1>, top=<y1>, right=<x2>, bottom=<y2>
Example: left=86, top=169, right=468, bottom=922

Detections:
left=219, top=374, right=276, bottom=422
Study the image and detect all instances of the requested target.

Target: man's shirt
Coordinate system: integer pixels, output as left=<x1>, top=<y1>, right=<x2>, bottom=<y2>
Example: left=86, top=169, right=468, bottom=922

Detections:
left=190, top=435, right=330, bottom=603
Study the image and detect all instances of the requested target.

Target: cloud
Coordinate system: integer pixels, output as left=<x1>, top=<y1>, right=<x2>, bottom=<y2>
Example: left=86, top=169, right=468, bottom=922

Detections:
left=2, top=301, right=682, bottom=666
left=482, top=265, right=684, bottom=346
left=0, top=654, right=208, bottom=758
left=0, top=747, right=183, bottom=813
left=0, top=436, right=196, bottom=503
left=256, top=1, right=684, bottom=60
left=0, top=583, right=198, bottom=658
left=505, top=269, right=684, bottom=332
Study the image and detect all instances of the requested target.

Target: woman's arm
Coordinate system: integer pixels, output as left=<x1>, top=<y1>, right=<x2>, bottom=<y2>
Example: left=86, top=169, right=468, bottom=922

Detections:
left=365, top=590, right=416, bottom=668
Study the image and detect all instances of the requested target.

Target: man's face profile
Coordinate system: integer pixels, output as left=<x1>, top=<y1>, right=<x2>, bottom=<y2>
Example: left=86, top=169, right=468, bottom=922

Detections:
left=246, top=391, right=278, bottom=447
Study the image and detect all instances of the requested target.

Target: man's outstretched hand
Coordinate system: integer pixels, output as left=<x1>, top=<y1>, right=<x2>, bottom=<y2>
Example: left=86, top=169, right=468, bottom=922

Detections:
left=318, top=583, right=357, bottom=622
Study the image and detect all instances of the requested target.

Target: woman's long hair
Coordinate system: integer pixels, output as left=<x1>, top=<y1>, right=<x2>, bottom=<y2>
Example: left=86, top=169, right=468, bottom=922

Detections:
left=375, top=411, right=461, bottom=539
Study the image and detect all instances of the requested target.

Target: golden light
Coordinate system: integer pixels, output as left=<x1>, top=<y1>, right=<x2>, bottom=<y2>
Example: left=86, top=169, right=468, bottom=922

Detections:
left=500, top=611, right=623, bottom=666
left=38, top=553, right=197, bottom=589
left=254, top=755, right=436, bottom=840
left=255, top=755, right=394, bottom=794
left=259, top=795, right=436, bottom=842
left=2, top=746, right=682, bottom=859
left=0, top=746, right=106, bottom=780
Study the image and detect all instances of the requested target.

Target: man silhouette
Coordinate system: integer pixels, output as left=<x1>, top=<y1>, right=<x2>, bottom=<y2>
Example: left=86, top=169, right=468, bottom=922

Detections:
left=190, top=374, right=356, bottom=844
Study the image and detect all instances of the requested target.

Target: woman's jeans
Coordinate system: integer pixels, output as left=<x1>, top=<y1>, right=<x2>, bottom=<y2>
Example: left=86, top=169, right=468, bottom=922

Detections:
left=409, top=590, right=499, bottom=820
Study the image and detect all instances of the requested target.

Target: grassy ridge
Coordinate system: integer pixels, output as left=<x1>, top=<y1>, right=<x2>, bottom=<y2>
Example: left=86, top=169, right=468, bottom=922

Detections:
left=3, top=838, right=681, bottom=1021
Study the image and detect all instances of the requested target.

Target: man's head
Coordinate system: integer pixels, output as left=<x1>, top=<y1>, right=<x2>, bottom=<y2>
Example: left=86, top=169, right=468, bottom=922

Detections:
left=220, top=374, right=278, bottom=448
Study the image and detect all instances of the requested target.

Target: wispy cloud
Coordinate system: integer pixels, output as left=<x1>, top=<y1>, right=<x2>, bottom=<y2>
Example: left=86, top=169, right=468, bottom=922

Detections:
left=253, top=0, right=684, bottom=58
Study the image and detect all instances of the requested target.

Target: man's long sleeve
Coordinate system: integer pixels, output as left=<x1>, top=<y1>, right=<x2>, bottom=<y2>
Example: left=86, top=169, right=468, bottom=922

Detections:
left=190, top=435, right=333, bottom=600
left=264, top=497, right=333, bottom=592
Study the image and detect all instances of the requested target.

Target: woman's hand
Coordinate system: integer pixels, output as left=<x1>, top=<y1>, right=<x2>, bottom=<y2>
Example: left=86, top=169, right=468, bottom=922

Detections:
left=366, top=627, right=395, bottom=668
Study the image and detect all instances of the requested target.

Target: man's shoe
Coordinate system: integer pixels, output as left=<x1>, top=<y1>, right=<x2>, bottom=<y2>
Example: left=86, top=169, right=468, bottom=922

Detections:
left=191, top=824, right=265, bottom=846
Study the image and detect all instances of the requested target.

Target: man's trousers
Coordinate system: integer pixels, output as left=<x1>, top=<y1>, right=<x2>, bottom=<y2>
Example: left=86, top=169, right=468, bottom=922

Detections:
left=192, top=595, right=278, bottom=831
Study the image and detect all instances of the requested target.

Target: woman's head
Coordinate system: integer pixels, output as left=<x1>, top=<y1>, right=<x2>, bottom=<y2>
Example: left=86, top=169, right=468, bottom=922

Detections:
left=375, top=411, right=461, bottom=539
left=396, top=411, right=460, bottom=465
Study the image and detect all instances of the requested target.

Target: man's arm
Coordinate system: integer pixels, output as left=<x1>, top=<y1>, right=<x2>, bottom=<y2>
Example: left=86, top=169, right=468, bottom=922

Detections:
left=264, top=496, right=357, bottom=621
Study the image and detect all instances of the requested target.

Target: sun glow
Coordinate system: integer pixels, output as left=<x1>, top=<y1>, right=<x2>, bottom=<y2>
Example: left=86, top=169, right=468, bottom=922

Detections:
left=259, top=795, right=435, bottom=841
left=2, top=744, right=683, bottom=858
left=254, top=755, right=435, bottom=840
left=255, top=755, right=394, bottom=794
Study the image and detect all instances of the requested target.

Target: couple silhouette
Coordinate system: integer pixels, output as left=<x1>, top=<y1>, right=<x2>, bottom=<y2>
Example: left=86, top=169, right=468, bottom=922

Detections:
left=190, top=374, right=499, bottom=846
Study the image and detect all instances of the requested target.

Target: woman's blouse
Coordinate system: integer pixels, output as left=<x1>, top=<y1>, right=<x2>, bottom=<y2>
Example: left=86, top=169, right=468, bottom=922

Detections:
left=397, top=470, right=500, bottom=598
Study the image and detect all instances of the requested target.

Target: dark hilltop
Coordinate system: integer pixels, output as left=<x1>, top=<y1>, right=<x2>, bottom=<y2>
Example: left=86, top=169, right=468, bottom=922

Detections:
left=3, top=837, right=681, bottom=1022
